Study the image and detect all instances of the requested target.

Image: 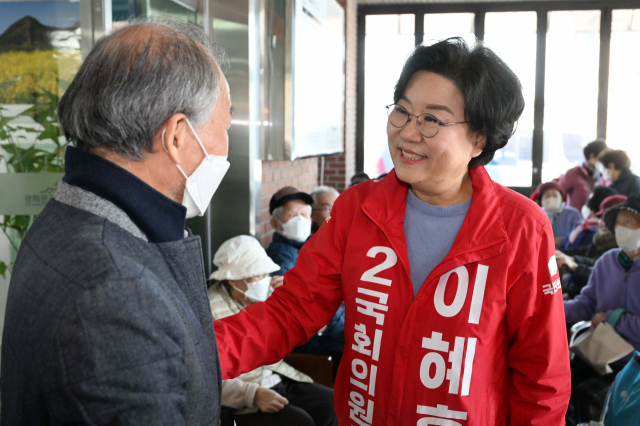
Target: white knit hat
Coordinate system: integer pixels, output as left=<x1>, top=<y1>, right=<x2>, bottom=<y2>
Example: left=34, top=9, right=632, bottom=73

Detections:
left=209, top=235, right=280, bottom=281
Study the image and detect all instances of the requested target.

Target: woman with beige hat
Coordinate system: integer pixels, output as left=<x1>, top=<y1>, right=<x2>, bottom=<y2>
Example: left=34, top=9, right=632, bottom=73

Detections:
left=208, top=235, right=338, bottom=426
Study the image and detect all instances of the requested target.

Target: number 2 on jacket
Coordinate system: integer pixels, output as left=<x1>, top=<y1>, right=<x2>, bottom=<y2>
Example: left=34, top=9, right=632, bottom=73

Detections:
left=360, top=247, right=398, bottom=286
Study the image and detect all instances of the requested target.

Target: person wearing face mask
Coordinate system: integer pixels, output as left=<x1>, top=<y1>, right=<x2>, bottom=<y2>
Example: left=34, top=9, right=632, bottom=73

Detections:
left=208, top=236, right=338, bottom=426
left=267, top=186, right=346, bottom=365
left=563, top=193, right=640, bottom=424
left=266, top=186, right=315, bottom=275
left=557, top=194, right=626, bottom=299
left=215, top=38, right=571, bottom=425
left=1, top=21, right=231, bottom=425
left=559, top=186, right=617, bottom=251
left=537, top=181, right=583, bottom=247
left=597, top=149, right=640, bottom=196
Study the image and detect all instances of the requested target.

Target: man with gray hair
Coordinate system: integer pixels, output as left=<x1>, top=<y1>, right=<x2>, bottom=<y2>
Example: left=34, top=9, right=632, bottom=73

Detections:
left=1, top=20, right=231, bottom=425
left=309, top=185, right=340, bottom=234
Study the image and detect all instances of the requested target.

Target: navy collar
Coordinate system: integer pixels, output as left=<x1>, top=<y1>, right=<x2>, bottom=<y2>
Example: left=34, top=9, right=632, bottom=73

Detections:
left=62, top=146, right=187, bottom=243
left=272, top=232, right=306, bottom=249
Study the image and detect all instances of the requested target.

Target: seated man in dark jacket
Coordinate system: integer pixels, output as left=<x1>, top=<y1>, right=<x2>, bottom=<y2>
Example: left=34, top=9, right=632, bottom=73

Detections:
left=267, top=186, right=315, bottom=276
left=1, top=20, right=231, bottom=425
left=266, top=187, right=345, bottom=367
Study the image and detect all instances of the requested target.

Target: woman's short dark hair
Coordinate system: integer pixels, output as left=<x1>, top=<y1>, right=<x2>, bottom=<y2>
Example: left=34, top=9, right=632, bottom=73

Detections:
left=599, top=149, right=631, bottom=171
left=587, top=186, right=617, bottom=212
left=583, top=139, right=607, bottom=161
left=393, top=37, right=524, bottom=168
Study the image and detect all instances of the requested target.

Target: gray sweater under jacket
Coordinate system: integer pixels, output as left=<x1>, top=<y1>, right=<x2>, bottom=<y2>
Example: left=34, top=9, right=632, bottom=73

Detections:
left=1, top=182, right=221, bottom=425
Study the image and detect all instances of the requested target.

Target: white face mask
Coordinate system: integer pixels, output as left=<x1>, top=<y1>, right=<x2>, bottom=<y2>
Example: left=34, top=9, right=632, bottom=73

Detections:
left=615, top=226, right=640, bottom=254
left=277, top=215, right=312, bottom=242
left=162, top=120, right=230, bottom=219
left=542, top=197, right=563, bottom=214
left=581, top=204, right=592, bottom=220
left=596, top=162, right=613, bottom=181
left=233, top=276, right=271, bottom=303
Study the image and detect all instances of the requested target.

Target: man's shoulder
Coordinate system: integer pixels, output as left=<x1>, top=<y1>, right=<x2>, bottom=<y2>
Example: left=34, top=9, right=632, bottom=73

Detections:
left=20, top=199, right=150, bottom=288
left=564, top=165, right=583, bottom=178
left=266, top=234, right=300, bottom=257
left=5, top=227, right=188, bottom=394
left=12, top=210, right=174, bottom=326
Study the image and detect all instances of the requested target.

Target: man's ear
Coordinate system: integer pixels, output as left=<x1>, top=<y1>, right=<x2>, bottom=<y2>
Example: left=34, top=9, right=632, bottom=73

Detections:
left=270, top=217, right=279, bottom=232
left=157, top=113, right=189, bottom=166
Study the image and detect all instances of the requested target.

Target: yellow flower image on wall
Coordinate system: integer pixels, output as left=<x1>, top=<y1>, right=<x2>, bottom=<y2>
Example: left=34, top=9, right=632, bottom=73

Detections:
left=0, top=49, right=81, bottom=104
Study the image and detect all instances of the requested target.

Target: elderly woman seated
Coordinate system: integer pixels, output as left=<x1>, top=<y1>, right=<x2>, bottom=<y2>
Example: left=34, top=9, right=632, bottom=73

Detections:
left=563, top=193, right=640, bottom=425
left=208, top=235, right=338, bottom=426
left=537, top=181, right=583, bottom=247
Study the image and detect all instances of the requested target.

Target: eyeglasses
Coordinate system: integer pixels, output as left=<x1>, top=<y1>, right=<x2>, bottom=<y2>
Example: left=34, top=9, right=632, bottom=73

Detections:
left=312, top=207, right=332, bottom=213
left=386, top=104, right=469, bottom=138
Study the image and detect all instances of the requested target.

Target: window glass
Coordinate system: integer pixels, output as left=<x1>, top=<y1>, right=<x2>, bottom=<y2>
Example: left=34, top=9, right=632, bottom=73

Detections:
left=543, top=10, right=600, bottom=183
left=423, top=13, right=475, bottom=47
left=144, top=0, right=201, bottom=24
left=607, top=9, right=640, bottom=173
left=484, top=12, right=537, bottom=187
left=363, top=14, right=415, bottom=178
left=0, top=0, right=82, bottom=331
left=367, top=14, right=414, bottom=35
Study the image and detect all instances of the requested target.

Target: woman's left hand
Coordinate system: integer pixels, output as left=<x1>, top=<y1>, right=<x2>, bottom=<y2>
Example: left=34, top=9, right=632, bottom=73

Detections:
left=590, top=312, right=607, bottom=330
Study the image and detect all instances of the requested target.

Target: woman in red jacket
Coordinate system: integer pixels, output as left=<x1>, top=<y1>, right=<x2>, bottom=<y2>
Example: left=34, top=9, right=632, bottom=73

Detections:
left=214, top=38, right=571, bottom=426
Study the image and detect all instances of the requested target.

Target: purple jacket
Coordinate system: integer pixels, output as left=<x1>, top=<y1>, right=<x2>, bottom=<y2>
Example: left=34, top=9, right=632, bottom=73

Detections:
left=549, top=206, right=583, bottom=239
left=559, top=163, right=596, bottom=210
left=564, top=249, right=640, bottom=352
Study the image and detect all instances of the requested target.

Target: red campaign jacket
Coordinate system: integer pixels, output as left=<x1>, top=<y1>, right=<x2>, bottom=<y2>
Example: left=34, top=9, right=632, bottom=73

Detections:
left=214, top=166, right=571, bottom=426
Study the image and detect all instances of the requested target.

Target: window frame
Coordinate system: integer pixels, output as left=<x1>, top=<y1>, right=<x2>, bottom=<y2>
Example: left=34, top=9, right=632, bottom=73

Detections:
left=356, top=0, right=640, bottom=195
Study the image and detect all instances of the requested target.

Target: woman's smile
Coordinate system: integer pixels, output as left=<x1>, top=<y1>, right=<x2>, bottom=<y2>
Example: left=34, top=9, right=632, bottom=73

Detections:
left=399, top=148, right=427, bottom=163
